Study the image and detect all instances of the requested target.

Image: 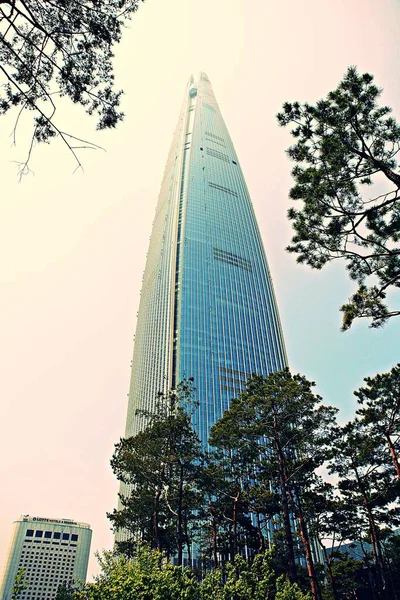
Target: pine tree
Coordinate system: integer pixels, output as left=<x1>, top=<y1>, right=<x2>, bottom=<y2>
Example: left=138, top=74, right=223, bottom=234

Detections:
left=210, top=369, right=337, bottom=600
left=277, top=67, right=400, bottom=329
left=355, top=364, right=400, bottom=480
left=109, top=381, right=204, bottom=565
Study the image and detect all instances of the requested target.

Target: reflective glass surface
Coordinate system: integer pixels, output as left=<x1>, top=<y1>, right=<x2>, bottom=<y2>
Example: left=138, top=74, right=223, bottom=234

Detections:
left=124, top=72, right=287, bottom=445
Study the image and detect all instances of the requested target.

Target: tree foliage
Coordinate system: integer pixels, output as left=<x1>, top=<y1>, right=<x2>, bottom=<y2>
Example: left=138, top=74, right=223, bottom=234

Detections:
left=109, top=380, right=204, bottom=565
left=12, top=567, right=28, bottom=599
left=75, top=547, right=199, bottom=600
left=55, top=582, right=78, bottom=600
left=277, top=67, right=400, bottom=330
left=73, top=546, right=311, bottom=600
left=0, top=0, right=143, bottom=175
left=329, top=418, right=400, bottom=598
left=209, top=369, right=337, bottom=600
left=107, top=369, right=400, bottom=599
left=355, top=363, right=400, bottom=479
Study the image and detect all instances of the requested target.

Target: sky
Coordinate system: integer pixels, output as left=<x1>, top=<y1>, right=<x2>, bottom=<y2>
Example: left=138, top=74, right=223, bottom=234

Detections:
left=1, top=0, right=399, bottom=581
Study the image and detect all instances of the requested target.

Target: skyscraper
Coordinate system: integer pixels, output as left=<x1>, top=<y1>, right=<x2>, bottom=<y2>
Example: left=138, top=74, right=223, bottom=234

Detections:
left=123, top=72, right=287, bottom=445
left=0, top=515, right=92, bottom=600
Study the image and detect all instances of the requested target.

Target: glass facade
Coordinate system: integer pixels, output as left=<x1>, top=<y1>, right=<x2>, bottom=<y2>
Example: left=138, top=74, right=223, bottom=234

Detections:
left=124, top=72, right=287, bottom=444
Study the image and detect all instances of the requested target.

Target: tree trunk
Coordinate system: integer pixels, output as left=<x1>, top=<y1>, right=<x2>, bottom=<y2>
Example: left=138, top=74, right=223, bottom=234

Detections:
left=280, top=482, right=298, bottom=582
left=364, top=497, right=386, bottom=595
left=212, top=519, right=218, bottom=567
left=273, top=416, right=298, bottom=583
left=232, top=491, right=239, bottom=557
left=386, top=551, right=399, bottom=600
left=360, top=538, right=379, bottom=600
left=177, top=463, right=184, bottom=566
left=153, top=487, right=162, bottom=552
left=319, top=539, right=340, bottom=600
left=289, top=488, right=322, bottom=600
left=349, top=143, right=400, bottom=187
left=385, top=433, right=400, bottom=480
left=184, top=511, right=191, bottom=567
left=256, top=512, right=266, bottom=553
left=353, top=463, right=387, bottom=596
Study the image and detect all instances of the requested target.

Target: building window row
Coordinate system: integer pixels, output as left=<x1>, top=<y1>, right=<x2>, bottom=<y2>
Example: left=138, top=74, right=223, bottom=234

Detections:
left=26, top=530, right=78, bottom=541
left=213, top=247, right=252, bottom=272
left=208, top=182, right=238, bottom=197
left=206, top=147, right=230, bottom=163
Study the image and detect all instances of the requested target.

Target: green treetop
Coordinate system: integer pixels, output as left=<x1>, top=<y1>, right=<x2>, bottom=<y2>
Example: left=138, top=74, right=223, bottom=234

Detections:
left=278, top=67, right=400, bottom=330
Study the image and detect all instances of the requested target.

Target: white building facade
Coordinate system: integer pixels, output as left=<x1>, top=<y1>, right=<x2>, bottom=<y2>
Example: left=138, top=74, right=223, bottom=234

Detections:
left=0, top=515, right=92, bottom=600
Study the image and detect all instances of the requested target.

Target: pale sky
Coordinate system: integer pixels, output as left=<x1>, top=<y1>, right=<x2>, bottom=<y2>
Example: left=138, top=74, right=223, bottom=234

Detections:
left=1, top=0, right=399, bottom=581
